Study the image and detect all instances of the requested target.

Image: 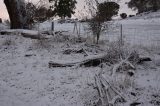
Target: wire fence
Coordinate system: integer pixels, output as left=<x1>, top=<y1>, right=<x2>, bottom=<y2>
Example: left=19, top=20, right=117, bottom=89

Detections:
left=37, top=21, right=160, bottom=47
left=106, top=24, right=160, bottom=47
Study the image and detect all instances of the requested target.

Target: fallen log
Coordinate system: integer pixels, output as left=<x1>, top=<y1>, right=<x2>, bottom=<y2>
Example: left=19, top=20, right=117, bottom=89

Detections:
left=137, top=57, right=152, bottom=64
left=21, top=33, right=42, bottom=39
left=0, top=29, right=19, bottom=35
left=0, top=29, right=51, bottom=39
left=49, top=58, right=103, bottom=68
left=49, top=51, right=152, bottom=68
left=21, top=31, right=50, bottom=39
left=49, top=62, right=75, bottom=68
left=49, top=54, right=107, bottom=68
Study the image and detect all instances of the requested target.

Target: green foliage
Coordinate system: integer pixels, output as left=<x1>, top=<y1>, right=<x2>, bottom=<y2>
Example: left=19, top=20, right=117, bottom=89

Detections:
left=128, top=0, right=160, bottom=13
left=49, top=0, right=77, bottom=18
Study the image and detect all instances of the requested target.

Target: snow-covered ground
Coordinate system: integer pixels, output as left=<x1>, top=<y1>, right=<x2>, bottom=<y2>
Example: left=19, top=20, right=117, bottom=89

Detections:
left=0, top=11, right=160, bottom=106
left=36, top=11, right=160, bottom=47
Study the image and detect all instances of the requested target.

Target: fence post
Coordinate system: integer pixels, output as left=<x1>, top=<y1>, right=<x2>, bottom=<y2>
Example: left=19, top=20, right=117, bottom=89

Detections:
left=78, top=22, right=81, bottom=38
left=51, top=21, right=54, bottom=31
left=73, top=22, right=79, bottom=36
left=120, top=24, right=123, bottom=46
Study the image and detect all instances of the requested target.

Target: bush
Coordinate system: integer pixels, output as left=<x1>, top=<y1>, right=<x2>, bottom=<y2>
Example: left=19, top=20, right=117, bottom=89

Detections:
left=129, top=15, right=135, bottom=17
left=2, top=37, right=15, bottom=46
left=86, top=1, right=120, bottom=44
left=120, top=13, right=127, bottom=19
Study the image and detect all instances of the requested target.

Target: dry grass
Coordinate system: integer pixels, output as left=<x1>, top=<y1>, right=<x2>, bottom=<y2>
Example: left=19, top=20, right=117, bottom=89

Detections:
left=2, top=36, right=16, bottom=46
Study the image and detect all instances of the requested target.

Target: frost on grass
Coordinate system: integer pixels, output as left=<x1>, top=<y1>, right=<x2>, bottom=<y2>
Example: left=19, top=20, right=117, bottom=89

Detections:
left=1, top=12, right=160, bottom=106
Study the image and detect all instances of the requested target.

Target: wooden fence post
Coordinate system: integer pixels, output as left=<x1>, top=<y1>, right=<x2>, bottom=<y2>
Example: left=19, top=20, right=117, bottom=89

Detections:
left=51, top=21, right=54, bottom=31
left=120, top=24, right=123, bottom=46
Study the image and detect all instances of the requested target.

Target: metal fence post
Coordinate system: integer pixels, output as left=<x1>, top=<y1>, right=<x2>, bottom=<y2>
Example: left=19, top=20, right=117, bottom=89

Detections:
left=51, top=21, right=54, bottom=31
left=78, top=22, right=81, bottom=38
left=120, top=24, right=123, bottom=46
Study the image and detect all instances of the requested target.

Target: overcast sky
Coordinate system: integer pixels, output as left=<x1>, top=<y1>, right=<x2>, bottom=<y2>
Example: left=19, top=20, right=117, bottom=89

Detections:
left=0, top=0, right=136, bottom=20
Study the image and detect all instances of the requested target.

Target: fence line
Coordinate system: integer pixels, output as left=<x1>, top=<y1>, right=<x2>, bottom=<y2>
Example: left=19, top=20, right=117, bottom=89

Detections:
left=36, top=21, right=160, bottom=47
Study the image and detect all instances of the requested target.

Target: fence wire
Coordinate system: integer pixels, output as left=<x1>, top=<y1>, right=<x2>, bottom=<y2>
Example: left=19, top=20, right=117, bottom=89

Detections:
left=36, top=21, right=160, bottom=47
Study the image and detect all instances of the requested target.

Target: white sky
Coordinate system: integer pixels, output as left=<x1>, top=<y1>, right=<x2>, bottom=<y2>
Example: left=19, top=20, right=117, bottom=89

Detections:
left=0, top=0, right=136, bottom=20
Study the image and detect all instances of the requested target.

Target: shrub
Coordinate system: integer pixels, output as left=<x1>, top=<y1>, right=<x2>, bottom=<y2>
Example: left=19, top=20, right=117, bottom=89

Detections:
left=2, top=37, right=15, bottom=46
left=129, top=15, right=135, bottom=17
left=86, top=1, right=120, bottom=44
left=120, top=13, right=127, bottom=19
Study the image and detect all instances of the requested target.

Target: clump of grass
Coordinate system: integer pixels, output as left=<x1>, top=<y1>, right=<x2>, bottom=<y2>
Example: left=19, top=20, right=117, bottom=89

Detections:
left=2, top=37, right=15, bottom=46
left=33, top=39, right=53, bottom=51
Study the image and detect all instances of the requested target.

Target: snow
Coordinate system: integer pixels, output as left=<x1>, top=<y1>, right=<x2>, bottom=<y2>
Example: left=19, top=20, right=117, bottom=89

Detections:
left=0, top=11, right=160, bottom=106
left=0, top=23, right=9, bottom=30
left=36, top=11, right=160, bottom=47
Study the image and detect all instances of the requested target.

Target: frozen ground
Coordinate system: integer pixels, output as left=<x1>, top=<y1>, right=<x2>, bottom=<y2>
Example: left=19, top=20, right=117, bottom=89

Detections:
left=0, top=11, right=160, bottom=106
left=37, top=11, right=160, bottom=47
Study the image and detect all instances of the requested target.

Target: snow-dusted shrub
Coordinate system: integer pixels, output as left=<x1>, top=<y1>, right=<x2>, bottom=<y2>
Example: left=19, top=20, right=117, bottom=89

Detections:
left=105, top=39, right=139, bottom=65
left=51, top=32, right=86, bottom=44
left=85, top=0, right=119, bottom=44
left=33, top=39, right=52, bottom=50
left=2, top=36, right=15, bottom=46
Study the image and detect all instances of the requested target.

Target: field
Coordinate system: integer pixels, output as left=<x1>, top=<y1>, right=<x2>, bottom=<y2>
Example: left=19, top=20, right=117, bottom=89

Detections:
left=0, top=12, right=160, bottom=106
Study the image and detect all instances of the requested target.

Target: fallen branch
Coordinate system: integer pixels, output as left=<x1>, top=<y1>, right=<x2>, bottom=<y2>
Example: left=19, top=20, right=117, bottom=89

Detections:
left=21, top=33, right=42, bottom=39
left=49, top=51, right=151, bottom=68
left=49, top=54, right=107, bottom=68
left=49, top=62, right=75, bottom=68
left=95, top=75, right=109, bottom=106
left=94, top=74, right=127, bottom=106
left=0, top=29, right=51, bottom=39
left=112, top=59, right=135, bottom=77
left=101, top=74, right=127, bottom=102
left=137, top=57, right=152, bottom=64
left=63, top=48, right=88, bottom=56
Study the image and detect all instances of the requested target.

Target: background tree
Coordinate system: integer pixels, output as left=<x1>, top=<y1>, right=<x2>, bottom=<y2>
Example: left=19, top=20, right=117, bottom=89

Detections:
left=120, top=13, right=127, bottom=19
left=26, top=2, right=54, bottom=26
left=34, top=6, right=53, bottom=22
left=128, top=0, right=160, bottom=13
left=26, top=2, right=37, bottom=25
left=49, top=0, right=77, bottom=19
left=4, top=0, right=28, bottom=29
left=98, top=2, right=120, bottom=21
left=150, top=0, right=160, bottom=12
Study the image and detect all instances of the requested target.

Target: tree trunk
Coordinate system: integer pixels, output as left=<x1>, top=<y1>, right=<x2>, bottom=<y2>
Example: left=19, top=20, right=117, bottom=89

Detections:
left=152, top=0, right=158, bottom=12
left=4, top=0, right=28, bottom=29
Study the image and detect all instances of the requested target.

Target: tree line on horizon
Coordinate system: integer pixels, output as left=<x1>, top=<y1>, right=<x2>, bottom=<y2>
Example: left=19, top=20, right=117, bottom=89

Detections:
left=128, top=0, right=160, bottom=13
left=2, top=0, right=160, bottom=29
